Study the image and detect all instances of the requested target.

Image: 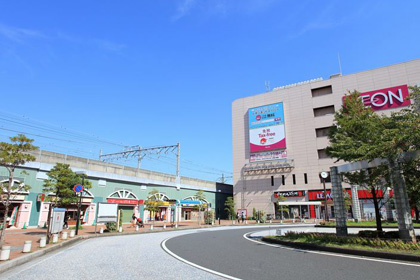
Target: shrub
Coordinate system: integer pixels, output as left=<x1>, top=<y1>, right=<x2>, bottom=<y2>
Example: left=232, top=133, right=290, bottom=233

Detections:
left=105, top=222, right=118, bottom=232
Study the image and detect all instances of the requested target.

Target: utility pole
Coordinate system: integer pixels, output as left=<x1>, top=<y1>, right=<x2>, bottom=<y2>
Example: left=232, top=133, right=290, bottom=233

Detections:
left=176, top=142, right=180, bottom=179
left=137, top=146, right=142, bottom=170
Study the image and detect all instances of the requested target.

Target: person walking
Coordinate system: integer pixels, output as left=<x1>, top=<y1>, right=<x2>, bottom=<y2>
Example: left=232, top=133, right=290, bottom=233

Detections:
left=241, top=212, right=245, bottom=223
left=236, top=213, right=240, bottom=223
left=131, top=213, right=137, bottom=228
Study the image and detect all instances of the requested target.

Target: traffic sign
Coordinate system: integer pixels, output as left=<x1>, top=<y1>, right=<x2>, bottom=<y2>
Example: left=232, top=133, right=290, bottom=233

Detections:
left=74, top=184, right=84, bottom=193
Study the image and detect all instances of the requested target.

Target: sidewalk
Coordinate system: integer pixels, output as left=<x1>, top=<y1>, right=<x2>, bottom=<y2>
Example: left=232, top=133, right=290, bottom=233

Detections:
left=2, top=219, right=304, bottom=261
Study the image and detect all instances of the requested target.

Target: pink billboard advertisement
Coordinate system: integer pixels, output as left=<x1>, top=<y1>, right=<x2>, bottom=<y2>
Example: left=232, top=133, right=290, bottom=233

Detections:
left=248, top=103, right=286, bottom=153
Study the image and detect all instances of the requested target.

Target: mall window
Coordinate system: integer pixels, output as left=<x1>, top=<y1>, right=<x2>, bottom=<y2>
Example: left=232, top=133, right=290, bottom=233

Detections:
left=311, top=85, right=333, bottom=97
left=315, top=126, right=335, bottom=137
left=313, top=105, right=335, bottom=117
left=282, top=175, right=285, bottom=185
left=304, top=173, right=308, bottom=184
left=271, top=176, right=274, bottom=186
left=292, top=174, right=296, bottom=185
left=317, top=149, right=330, bottom=159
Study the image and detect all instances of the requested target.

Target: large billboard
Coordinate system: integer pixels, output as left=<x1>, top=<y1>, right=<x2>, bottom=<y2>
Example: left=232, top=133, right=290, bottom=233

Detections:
left=248, top=102, right=286, bottom=153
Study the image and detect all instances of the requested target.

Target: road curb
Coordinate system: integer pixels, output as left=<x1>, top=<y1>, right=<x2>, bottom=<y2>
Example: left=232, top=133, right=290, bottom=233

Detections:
left=261, top=237, right=420, bottom=263
left=0, top=237, right=82, bottom=274
left=315, top=225, right=420, bottom=229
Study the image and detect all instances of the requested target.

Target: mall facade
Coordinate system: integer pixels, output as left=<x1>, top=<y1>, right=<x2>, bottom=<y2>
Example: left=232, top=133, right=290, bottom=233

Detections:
left=0, top=150, right=232, bottom=228
left=232, top=58, right=420, bottom=220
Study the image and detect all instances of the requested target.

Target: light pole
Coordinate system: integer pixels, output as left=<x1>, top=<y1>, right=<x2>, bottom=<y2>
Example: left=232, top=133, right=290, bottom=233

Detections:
left=320, top=171, right=329, bottom=222
left=75, top=171, right=87, bottom=235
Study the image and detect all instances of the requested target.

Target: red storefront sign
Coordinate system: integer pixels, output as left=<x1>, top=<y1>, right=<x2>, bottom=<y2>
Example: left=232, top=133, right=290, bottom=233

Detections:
left=106, top=198, right=144, bottom=205
left=343, top=85, right=411, bottom=111
left=357, top=189, right=393, bottom=199
left=274, top=191, right=306, bottom=198
left=308, top=189, right=351, bottom=201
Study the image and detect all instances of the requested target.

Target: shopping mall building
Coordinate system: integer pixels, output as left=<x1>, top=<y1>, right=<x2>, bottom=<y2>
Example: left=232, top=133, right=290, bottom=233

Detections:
left=0, top=150, right=232, bottom=228
left=232, top=58, right=420, bottom=220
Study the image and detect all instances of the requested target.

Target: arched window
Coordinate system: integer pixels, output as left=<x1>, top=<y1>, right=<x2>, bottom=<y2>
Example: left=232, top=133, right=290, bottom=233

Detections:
left=183, top=196, right=209, bottom=204
left=0, top=179, right=29, bottom=194
left=147, top=193, right=169, bottom=201
left=108, top=190, right=138, bottom=200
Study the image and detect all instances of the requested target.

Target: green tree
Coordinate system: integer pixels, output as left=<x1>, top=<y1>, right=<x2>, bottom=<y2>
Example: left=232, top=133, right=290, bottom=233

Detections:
left=327, top=90, right=419, bottom=241
left=343, top=167, right=389, bottom=231
left=276, top=195, right=289, bottom=221
left=403, top=159, right=420, bottom=221
left=43, top=163, right=92, bottom=207
left=144, top=189, right=164, bottom=224
left=0, top=134, right=37, bottom=245
left=224, top=196, right=235, bottom=220
left=194, top=190, right=207, bottom=226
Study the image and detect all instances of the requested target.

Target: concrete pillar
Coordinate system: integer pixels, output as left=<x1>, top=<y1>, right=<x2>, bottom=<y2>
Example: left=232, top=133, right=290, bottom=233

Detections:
left=0, top=246, right=11, bottom=261
left=163, top=224, right=166, bottom=229
left=389, top=160, right=416, bottom=242
left=135, top=225, right=139, bottom=231
left=62, top=232, right=68, bottom=240
left=39, top=236, right=46, bottom=248
left=23, top=241, right=32, bottom=253
left=70, top=230, right=75, bottom=238
left=52, top=234, right=58, bottom=243
left=330, top=167, right=348, bottom=236
left=383, top=187, right=394, bottom=222
left=99, top=227, right=104, bottom=234
left=118, top=226, right=122, bottom=233
left=351, top=185, right=362, bottom=222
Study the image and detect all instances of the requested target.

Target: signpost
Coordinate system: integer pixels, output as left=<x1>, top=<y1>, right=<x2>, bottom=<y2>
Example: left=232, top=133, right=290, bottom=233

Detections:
left=74, top=183, right=84, bottom=235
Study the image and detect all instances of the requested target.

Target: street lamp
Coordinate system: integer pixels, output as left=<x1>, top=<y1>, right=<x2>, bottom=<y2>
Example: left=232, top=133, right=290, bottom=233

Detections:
left=320, top=171, right=329, bottom=222
left=75, top=171, right=87, bottom=235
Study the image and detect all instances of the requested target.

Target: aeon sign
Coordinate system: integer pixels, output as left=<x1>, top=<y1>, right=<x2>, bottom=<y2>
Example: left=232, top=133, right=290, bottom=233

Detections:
left=349, top=85, right=411, bottom=111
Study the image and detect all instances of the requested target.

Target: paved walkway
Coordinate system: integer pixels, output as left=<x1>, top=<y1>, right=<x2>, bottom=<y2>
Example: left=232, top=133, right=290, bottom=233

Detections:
left=1, top=219, right=296, bottom=260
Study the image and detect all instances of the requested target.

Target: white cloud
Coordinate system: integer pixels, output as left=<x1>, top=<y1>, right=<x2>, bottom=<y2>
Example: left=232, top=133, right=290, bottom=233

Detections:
left=172, top=0, right=197, bottom=21
left=0, top=23, right=45, bottom=43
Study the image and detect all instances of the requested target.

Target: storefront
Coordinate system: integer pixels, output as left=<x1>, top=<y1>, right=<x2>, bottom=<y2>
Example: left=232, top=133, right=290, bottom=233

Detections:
left=308, top=189, right=353, bottom=219
left=179, top=196, right=209, bottom=221
left=0, top=180, right=31, bottom=229
left=107, top=190, right=143, bottom=223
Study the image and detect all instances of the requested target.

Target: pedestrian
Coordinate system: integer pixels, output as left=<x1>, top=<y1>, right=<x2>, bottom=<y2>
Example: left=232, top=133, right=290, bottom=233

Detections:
left=236, top=213, right=240, bottom=223
left=241, top=213, right=245, bottom=223
left=63, top=215, right=69, bottom=229
left=131, top=213, right=136, bottom=227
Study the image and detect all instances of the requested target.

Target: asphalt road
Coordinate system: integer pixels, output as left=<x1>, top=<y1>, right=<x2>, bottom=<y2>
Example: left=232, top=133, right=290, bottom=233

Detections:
left=165, top=226, right=420, bottom=280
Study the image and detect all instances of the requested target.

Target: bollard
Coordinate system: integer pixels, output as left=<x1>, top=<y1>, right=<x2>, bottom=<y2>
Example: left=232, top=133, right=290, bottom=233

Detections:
left=69, top=230, right=75, bottom=238
left=0, top=246, right=11, bottom=261
left=135, top=225, right=139, bottom=231
left=62, top=232, right=68, bottom=240
left=257, top=220, right=260, bottom=224
left=270, top=220, right=272, bottom=224
left=175, top=224, right=178, bottom=228
left=118, top=226, right=122, bottom=233
left=245, top=220, right=248, bottom=224
left=163, top=224, right=166, bottom=230
left=99, top=227, right=104, bottom=234
left=150, top=225, right=154, bottom=230
left=233, top=221, right=235, bottom=225
left=23, top=241, right=32, bottom=253
left=39, top=236, right=47, bottom=248
left=52, top=234, right=58, bottom=243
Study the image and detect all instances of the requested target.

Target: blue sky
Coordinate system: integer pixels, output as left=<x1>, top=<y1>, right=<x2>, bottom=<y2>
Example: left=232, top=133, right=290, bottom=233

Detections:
left=0, top=0, right=419, bottom=182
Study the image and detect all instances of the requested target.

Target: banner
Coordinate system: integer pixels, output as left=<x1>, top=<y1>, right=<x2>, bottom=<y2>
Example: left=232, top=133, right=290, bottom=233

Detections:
left=248, top=102, right=286, bottom=152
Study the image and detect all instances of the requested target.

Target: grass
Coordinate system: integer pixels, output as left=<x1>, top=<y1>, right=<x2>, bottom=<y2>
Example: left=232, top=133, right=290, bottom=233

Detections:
left=269, top=232, right=420, bottom=256
left=321, top=221, right=420, bottom=227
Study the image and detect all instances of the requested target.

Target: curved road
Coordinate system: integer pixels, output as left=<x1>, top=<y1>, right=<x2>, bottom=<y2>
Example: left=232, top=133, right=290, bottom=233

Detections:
left=165, top=226, right=420, bottom=280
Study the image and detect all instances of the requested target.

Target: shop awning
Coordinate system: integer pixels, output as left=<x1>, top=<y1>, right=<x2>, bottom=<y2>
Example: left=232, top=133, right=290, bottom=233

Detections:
left=277, top=201, right=321, bottom=206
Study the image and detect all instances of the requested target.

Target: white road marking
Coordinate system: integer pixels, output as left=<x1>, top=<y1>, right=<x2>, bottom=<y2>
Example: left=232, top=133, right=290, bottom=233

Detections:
left=161, top=237, right=242, bottom=280
left=243, top=231, right=420, bottom=268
